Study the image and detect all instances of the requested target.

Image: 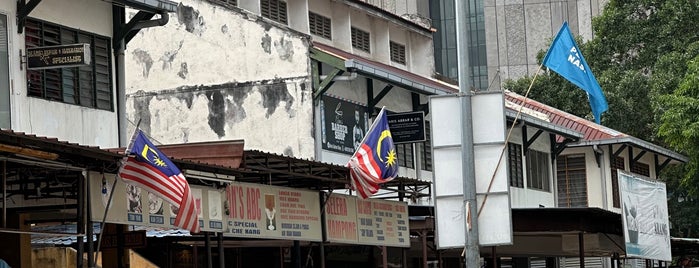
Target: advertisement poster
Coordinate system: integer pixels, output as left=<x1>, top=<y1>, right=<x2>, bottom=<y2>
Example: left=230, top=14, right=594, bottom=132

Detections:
left=619, top=171, right=671, bottom=261
left=90, top=172, right=226, bottom=232
left=320, top=95, right=368, bottom=155
left=224, top=182, right=322, bottom=241
left=324, top=194, right=410, bottom=247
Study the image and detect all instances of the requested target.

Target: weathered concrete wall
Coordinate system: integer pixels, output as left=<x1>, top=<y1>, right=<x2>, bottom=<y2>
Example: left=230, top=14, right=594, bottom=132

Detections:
left=125, top=0, right=314, bottom=158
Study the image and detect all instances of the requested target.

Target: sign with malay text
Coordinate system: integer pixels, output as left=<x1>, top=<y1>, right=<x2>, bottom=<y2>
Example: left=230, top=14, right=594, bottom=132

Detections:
left=619, top=171, right=671, bottom=261
left=387, top=111, right=426, bottom=143
left=224, top=182, right=322, bottom=241
left=27, top=43, right=91, bottom=70
left=324, top=194, right=409, bottom=247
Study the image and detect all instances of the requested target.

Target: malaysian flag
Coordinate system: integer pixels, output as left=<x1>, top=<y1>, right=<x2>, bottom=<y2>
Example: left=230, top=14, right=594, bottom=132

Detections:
left=118, top=130, right=200, bottom=233
left=348, top=107, right=398, bottom=199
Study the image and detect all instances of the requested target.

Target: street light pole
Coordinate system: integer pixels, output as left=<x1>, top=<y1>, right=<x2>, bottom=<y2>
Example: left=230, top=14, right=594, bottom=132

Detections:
left=454, top=0, right=481, bottom=267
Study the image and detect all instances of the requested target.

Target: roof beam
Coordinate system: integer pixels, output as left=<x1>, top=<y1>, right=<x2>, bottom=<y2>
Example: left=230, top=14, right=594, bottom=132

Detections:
left=16, top=0, right=42, bottom=34
left=368, top=84, right=394, bottom=110
left=313, top=69, right=344, bottom=100
left=655, top=154, right=672, bottom=174
left=612, top=145, right=627, bottom=159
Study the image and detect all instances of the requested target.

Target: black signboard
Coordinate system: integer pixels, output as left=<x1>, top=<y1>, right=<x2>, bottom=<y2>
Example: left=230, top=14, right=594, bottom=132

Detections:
left=26, top=43, right=91, bottom=70
left=320, top=95, right=368, bottom=155
left=387, top=111, right=426, bottom=143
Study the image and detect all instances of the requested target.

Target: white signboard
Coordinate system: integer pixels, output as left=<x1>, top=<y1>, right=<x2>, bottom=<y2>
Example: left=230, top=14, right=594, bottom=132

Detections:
left=619, top=171, right=671, bottom=261
left=430, top=92, right=512, bottom=249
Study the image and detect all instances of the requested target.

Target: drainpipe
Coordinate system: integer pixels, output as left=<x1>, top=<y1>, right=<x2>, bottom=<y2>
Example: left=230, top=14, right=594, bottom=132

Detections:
left=114, top=9, right=170, bottom=146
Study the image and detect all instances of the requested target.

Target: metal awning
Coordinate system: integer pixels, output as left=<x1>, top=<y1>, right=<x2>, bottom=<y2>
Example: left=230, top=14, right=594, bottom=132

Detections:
left=569, top=137, right=688, bottom=163
left=111, top=0, right=177, bottom=13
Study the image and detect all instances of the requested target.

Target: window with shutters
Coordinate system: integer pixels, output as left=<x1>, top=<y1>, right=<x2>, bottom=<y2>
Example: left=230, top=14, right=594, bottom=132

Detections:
left=631, top=161, right=650, bottom=177
left=418, top=121, right=432, bottom=171
left=351, top=27, right=370, bottom=53
left=395, top=143, right=414, bottom=169
left=557, top=154, right=588, bottom=207
left=309, top=12, right=331, bottom=40
left=527, top=149, right=550, bottom=191
left=508, top=143, right=524, bottom=188
left=611, top=156, right=625, bottom=208
left=211, top=0, right=237, bottom=6
left=389, top=42, right=406, bottom=64
left=261, top=0, right=288, bottom=25
left=25, top=18, right=112, bottom=110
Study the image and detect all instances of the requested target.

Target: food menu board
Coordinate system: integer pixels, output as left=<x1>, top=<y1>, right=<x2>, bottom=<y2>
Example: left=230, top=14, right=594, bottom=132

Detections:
left=224, top=182, right=322, bottom=241
left=324, top=194, right=410, bottom=247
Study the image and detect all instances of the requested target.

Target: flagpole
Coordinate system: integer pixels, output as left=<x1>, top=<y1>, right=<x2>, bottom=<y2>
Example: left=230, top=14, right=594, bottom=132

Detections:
left=477, top=65, right=543, bottom=217
left=93, top=120, right=141, bottom=264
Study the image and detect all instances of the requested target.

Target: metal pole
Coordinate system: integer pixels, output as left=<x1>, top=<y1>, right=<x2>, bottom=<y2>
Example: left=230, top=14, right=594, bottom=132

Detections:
left=422, top=231, right=428, bottom=268
left=205, top=232, right=212, bottom=268
left=2, top=160, right=5, bottom=228
left=87, top=172, right=95, bottom=268
left=382, top=246, right=388, bottom=268
left=579, top=232, right=585, bottom=268
left=491, top=246, right=496, bottom=268
left=455, top=0, right=480, bottom=267
left=320, top=241, right=326, bottom=268
left=292, top=240, right=301, bottom=268
left=217, top=232, right=224, bottom=268
left=77, top=171, right=85, bottom=268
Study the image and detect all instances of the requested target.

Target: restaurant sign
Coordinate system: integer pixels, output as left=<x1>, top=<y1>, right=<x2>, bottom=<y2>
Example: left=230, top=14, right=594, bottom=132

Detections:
left=90, top=172, right=322, bottom=242
left=324, top=194, right=410, bottom=247
left=27, top=43, right=91, bottom=70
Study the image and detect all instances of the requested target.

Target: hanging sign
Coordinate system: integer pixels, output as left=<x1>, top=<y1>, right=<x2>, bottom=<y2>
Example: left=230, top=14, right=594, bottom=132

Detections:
left=27, top=43, right=91, bottom=70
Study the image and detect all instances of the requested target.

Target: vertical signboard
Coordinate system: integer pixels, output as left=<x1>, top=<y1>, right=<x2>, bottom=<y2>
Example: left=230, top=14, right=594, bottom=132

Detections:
left=619, top=171, right=671, bottom=261
left=471, top=92, right=512, bottom=246
left=324, top=194, right=410, bottom=247
left=430, top=92, right=512, bottom=249
left=319, top=95, right=369, bottom=154
left=430, top=94, right=466, bottom=249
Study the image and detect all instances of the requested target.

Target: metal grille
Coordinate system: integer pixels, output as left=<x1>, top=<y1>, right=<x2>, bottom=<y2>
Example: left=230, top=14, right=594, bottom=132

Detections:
left=351, top=27, right=370, bottom=53
left=261, top=0, right=288, bottom=25
left=631, top=161, right=650, bottom=177
left=611, top=156, right=625, bottom=208
left=389, top=41, right=406, bottom=64
left=557, top=154, right=588, bottom=207
left=309, top=12, right=331, bottom=39
left=24, top=18, right=113, bottom=111
left=508, top=143, right=524, bottom=188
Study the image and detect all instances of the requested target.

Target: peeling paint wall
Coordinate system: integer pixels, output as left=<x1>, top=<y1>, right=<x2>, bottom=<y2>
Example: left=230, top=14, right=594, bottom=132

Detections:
left=126, top=1, right=311, bottom=92
left=125, top=0, right=314, bottom=158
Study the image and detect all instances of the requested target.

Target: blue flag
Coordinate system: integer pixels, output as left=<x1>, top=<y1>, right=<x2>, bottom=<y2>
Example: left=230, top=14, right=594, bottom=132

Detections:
left=543, top=22, right=608, bottom=124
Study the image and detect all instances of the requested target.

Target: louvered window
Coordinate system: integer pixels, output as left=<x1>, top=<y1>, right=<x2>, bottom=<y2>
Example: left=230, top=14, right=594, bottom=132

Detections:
left=418, top=121, right=432, bottom=171
left=527, top=150, right=550, bottom=191
left=396, top=143, right=414, bottom=169
left=389, top=41, right=406, bottom=64
left=351, top=27, right=370, bottom=53
left=557, top=154, right=588, bottom=207
left=508, top=143, right=524, bottom=188
left=611, top=156, right=625, bottom=208
left=212, top=0, right=237, bottom=6
left=25, top=18, right=112, bottom=110
left=261, top=0, right=288, bottom=25
left=631, top=161, right=650, bottom=177
left=309, top=12, right=331, bottom=39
